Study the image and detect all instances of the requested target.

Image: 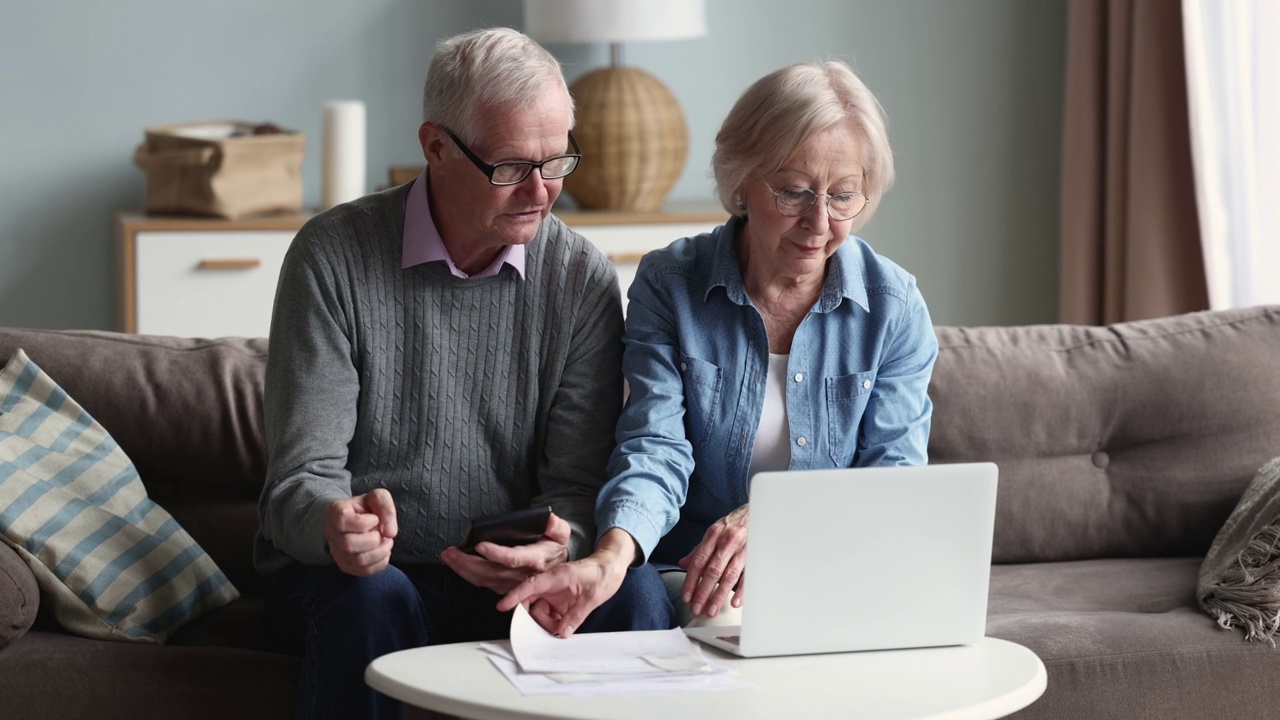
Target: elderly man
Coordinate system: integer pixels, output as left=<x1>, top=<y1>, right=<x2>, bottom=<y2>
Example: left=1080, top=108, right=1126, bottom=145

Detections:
left=255, top=27, right=673, bottom=720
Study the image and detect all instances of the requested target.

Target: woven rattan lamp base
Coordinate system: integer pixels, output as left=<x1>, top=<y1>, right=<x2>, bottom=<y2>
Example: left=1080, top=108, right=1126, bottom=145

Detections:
left=564, top=66, right=689, bottom=212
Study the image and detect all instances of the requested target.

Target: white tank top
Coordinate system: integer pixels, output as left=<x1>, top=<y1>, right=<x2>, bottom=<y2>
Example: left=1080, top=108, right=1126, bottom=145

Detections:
left=749, top=353, right=792, bottom=479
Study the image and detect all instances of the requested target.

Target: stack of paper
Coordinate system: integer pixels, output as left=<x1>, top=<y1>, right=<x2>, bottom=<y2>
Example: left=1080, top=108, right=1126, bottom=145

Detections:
left=478, top=604, right=752, bottom=697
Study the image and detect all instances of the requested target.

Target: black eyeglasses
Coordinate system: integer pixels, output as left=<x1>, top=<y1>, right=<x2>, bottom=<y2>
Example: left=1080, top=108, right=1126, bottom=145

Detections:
left=442, top=127, right=581, bottom=186
left=761, top=178, right=869, bottom=221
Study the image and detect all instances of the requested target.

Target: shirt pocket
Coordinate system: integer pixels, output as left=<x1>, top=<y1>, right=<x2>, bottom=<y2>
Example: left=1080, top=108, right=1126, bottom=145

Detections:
left=826, top=370, right=876, bottom=465
left=679, top=353, right=722, bottom=448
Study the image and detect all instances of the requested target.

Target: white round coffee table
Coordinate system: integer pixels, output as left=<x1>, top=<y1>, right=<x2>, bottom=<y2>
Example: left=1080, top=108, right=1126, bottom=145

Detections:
left=366, top=636, right=1046, bottom=720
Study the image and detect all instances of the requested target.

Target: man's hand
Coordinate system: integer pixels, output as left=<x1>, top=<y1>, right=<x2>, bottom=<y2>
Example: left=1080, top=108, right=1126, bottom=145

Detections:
left=497, top=528, right=636, bottom=637
left=679, top=503, right=748, bottom=617
left=441, top=511, right=572, bottom=595
left=325, top=488, right=398, bottom=576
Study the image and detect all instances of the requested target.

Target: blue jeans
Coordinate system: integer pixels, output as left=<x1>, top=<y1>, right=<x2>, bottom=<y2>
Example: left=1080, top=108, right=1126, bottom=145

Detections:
left=264, top=562, right=674, bottom=720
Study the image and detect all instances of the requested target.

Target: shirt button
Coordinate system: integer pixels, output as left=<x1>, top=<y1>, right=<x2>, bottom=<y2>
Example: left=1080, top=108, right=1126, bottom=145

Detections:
left=862, top=379, right=872, bottom=389
left=680, top=362, right=688, bottom=371
left=794, top=373, right=804, bottom=383
left=796, top=436, right=807, bottom=447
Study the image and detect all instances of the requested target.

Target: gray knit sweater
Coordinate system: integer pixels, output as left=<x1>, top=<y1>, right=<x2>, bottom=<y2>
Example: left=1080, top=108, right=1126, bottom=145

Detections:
left=253, top=183, right=624, bottom=576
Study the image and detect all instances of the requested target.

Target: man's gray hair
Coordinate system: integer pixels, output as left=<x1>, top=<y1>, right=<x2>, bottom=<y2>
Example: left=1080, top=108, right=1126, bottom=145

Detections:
left=712, top=60, right=894, bottom=229
left=422, top=27, right=574, bottom=146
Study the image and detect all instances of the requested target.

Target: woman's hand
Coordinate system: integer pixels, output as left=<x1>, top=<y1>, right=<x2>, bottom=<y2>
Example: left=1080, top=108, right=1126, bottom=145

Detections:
left=679, top=504, right=749, bottom=617
left=497, top=529, right=637, bottom=637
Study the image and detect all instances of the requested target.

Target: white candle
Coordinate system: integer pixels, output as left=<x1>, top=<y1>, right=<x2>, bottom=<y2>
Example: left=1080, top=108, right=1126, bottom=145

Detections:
left=322, top=100, right=367, bottom=209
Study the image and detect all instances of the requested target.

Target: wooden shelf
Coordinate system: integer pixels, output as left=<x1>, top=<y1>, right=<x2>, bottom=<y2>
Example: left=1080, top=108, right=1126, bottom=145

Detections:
left=554, top=202, right=728, bottom=227
left=117, top=212, right=311, bottom=235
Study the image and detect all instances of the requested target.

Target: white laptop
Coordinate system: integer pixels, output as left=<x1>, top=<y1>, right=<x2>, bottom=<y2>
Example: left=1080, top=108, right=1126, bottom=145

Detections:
left=684, top=462, right=999, bottom=658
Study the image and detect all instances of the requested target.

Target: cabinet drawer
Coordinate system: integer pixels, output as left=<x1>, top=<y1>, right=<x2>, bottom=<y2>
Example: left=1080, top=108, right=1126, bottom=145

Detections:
left=134, top=231, right=295, bottom=337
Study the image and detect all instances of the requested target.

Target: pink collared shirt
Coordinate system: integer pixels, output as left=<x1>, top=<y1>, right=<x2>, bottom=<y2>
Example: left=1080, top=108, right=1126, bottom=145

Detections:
left=401, top=170, right=526, bottom=279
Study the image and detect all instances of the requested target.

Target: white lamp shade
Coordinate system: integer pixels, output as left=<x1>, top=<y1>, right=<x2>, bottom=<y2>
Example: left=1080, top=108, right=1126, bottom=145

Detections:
left=523, top=0, right=707, bottom=44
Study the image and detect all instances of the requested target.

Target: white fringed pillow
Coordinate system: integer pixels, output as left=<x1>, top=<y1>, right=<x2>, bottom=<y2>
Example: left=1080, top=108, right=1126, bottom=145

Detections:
left=0, top=349, right=238, bottom=644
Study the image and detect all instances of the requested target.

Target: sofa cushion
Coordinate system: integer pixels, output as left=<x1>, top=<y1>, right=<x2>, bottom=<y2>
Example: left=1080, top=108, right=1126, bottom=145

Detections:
left=0, top=539, right=38, bottom=650
left=0, top=629, right=297, bottom=719
left=0, top=349, right=238, bottom=643
left=988, top=558, right=1280, bottom=719
left=0, top=328, right=268, bottom=598
left=930, top=306, right=1280, bottom=563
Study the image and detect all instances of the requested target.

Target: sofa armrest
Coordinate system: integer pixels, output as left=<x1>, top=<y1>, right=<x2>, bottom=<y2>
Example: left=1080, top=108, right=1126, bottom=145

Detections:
left=0, top=541, right=39, bottom=651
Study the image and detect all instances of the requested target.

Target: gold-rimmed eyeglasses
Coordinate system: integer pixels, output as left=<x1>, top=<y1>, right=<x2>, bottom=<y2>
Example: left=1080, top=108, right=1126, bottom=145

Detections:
left=761, top=178, right=868, bottom=221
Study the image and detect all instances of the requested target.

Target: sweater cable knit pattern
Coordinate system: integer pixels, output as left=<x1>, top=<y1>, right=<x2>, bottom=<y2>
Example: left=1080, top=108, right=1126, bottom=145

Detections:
left=254, top=183, right=624, bottom=576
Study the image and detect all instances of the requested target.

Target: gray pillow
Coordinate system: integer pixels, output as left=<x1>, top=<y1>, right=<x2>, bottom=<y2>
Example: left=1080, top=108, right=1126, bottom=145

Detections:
left=0, top=540, right=38, bottom=650
left=1198, top=456, right=1280, bottom=643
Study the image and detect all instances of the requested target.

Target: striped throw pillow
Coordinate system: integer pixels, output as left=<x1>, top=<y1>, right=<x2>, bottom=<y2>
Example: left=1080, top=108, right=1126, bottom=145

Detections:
left=0, top=349, right=238, bottom=644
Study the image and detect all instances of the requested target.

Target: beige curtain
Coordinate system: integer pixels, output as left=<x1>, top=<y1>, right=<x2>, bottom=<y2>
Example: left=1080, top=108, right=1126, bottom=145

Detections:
left=1059, top=0, right=1209, bottom=324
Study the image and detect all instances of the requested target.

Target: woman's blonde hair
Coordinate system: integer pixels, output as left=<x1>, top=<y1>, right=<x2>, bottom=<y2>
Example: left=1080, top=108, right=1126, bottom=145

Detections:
left=712, top=60, right=893, bottom=228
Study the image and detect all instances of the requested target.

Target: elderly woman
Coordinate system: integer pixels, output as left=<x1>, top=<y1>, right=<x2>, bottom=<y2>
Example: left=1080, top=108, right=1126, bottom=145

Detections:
left=500, top=60, right=937, bottom=636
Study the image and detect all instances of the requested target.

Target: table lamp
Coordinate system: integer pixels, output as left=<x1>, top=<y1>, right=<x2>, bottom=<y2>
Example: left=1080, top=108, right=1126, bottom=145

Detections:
left=523, top=0, right=707, bottom=212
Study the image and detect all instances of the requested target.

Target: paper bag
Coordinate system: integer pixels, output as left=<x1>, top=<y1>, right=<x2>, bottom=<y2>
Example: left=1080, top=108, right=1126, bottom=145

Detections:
left=133, top=121, right=305, bottom=219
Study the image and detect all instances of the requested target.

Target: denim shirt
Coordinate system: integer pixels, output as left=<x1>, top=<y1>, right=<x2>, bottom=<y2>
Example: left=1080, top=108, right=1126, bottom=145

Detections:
left=596, top=216, right=938, bottom=566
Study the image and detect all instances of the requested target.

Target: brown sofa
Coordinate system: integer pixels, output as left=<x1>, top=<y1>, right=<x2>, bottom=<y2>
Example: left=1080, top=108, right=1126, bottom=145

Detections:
left=2, top=305, right=1279, bottom=719
left=0, top=331, right=294, bottom=719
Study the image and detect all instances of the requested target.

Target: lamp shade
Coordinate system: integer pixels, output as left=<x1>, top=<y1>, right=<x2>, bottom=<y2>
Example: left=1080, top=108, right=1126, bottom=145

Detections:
left=523, top=0, right=707, bottom=44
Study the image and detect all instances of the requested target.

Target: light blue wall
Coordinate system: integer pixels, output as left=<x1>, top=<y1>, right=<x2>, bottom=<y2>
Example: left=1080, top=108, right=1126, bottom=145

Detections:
left=0, top=0, right=1064, bottom=331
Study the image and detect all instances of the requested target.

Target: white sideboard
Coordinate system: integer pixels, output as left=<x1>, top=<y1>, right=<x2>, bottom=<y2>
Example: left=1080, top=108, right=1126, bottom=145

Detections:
left=117, top=204, right=727, bottom=338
